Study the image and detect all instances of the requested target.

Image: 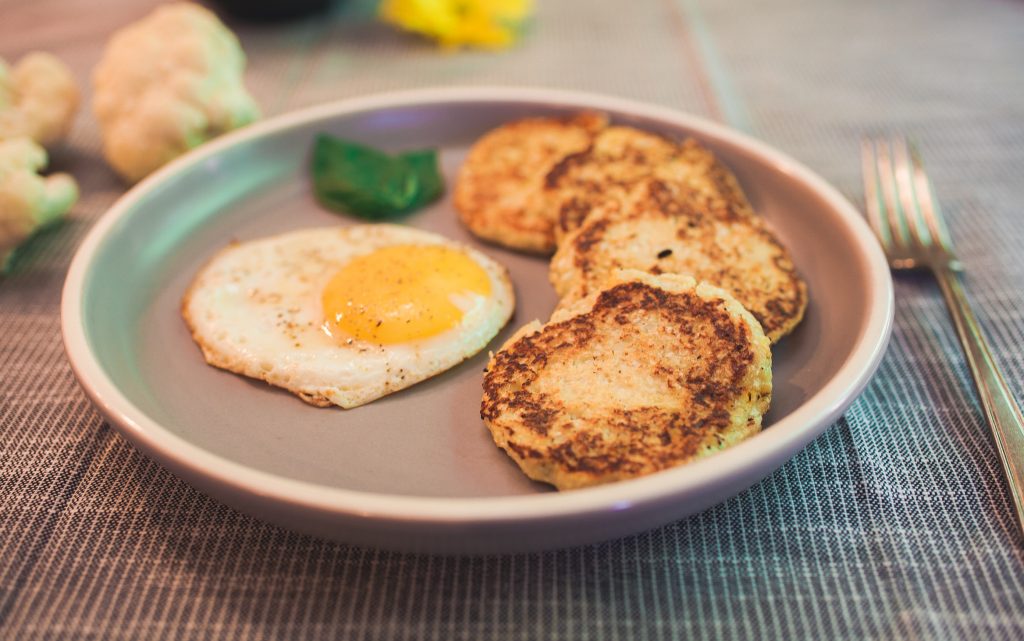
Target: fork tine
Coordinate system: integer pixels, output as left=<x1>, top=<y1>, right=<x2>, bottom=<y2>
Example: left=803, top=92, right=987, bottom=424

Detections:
left=907, top=140, right=958, bottom=256
left=872, top=138, right=912, bottom=253
left=860, top=138, right=891, bottom=250
left=891, top=135, right=932, bottom=248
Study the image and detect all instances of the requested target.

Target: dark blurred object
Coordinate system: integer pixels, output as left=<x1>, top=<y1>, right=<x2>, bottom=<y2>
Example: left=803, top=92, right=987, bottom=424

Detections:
left=211, top=0, right=334, bottom=22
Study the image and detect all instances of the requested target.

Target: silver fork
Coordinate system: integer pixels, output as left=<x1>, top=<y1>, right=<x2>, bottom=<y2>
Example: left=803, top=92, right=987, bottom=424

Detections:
left=862, top=136, right=1024, bottom=538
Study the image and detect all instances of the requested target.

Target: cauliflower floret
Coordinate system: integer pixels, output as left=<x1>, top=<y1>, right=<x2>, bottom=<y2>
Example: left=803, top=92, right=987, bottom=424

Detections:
left=93, top=3, right=261, bottom=184
left=0, top=137, right=77, bottom=272
left=0, top=52, right=81, bottom=147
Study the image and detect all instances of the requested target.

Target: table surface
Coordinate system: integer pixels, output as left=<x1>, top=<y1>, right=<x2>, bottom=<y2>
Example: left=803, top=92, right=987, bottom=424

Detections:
left=3, top=0, right=1024, bottom=638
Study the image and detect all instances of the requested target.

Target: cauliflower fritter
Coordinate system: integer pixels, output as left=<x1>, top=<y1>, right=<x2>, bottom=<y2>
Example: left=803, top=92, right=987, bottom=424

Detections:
left=544, top=127, right=756, bottom=244
left=454, top=113, right=606, bottom=254
left=549, top=191, right=807, bottom=343
left=481, top=271, right=772, bottom=490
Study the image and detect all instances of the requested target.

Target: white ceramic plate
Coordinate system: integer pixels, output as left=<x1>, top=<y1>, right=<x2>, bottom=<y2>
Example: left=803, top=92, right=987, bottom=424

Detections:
left=62, top=87, right=893, bottom=553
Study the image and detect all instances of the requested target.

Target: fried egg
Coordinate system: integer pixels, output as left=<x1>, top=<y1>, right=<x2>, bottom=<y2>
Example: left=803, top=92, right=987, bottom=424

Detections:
left=182, top=225, right=515, bottom=409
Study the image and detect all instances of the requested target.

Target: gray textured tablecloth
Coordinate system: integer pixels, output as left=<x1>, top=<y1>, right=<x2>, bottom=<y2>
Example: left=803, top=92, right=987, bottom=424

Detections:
left=3, top=0, right=1024, bottom=638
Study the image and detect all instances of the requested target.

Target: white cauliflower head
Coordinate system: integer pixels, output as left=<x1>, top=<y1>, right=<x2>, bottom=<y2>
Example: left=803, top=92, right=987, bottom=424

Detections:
left=93, top=2, right=261, bottom=184
left=0, top=137, right=78, bottom=272
left=0, top=52, right=81, bottom=147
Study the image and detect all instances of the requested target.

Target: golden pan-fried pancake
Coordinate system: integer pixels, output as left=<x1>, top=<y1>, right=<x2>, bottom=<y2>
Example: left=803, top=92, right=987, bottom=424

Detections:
left=481, top=271, right=772, bottom=491
left=549, top=198, right=808, bottom=343
left=545, top=128, right=757, bottom=244
left=454, top=113, right=607, bottom=254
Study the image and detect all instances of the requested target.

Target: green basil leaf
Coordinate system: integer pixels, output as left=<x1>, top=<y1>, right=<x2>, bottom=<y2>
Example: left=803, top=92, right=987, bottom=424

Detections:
left=312, top=135, right=420, bottom=220
left=311, top=135, right=445, bottom=220
left=401, top=149, right=445, bottom=208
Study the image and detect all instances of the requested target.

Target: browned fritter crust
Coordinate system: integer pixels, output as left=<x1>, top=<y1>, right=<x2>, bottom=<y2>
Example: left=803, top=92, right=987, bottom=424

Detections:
left=544, top=128, right=757, bottom=243
left=454, top=113, right=607, bottom=254
left=549, top=194, right=808, bottom=342
left=481, top=273, right=772, bottom=490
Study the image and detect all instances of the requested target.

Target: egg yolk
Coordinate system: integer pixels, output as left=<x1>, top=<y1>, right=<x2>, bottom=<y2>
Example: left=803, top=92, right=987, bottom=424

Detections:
left=322, top=245, right=492, bottom=345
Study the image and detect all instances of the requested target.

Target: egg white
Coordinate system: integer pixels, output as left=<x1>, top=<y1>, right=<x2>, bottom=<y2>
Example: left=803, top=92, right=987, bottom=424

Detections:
left=182, top=225, right=515, bottom=409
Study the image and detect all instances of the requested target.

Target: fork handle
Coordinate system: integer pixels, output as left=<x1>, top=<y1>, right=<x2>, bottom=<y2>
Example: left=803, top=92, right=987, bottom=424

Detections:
left=936, top=267, right=1024, bottom=538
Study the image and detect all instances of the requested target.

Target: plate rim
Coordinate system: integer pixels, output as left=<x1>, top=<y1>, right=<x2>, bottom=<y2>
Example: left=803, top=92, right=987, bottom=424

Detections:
left=61, top=85, right=894, bottom=526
